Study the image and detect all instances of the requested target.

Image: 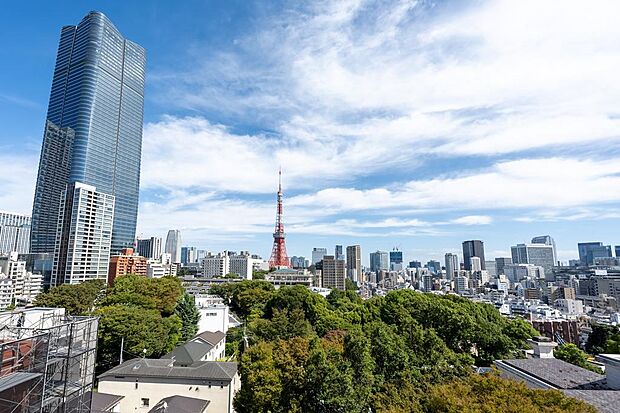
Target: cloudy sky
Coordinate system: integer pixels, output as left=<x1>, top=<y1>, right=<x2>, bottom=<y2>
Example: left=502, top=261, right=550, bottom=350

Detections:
left=1, top=0, right=620, bottom=265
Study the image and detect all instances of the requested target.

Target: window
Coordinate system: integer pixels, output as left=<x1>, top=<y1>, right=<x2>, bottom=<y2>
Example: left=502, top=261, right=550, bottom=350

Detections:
left=141, top=398, right=149, bottom=407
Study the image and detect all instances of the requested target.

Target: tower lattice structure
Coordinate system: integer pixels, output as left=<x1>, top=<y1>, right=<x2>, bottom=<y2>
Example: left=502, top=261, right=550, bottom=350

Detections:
left=268, top=170, right=290, bottom=268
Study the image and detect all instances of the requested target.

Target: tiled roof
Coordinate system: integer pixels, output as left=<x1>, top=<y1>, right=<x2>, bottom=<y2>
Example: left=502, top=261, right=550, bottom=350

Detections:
left=501, top=358, right=607, bottom=390
left=164, top=341, right=212, bottom=365
left=88, top=391, right=124, bottom=413
left=98, top=358, right=237, bottom=381
left=148, top=395, right=210, bottom=413
left=194, top=330, right=226, bottom=346
left=563, top=390, right=620, bottom=413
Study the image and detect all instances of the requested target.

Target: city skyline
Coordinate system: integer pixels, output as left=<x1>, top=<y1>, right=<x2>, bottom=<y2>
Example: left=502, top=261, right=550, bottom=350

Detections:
left=2, top=1, right=620, bottom=264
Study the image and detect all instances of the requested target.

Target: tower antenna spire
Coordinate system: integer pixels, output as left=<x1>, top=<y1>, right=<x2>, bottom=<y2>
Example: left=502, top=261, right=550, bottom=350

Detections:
left=269, top=169, right=290, bottom=269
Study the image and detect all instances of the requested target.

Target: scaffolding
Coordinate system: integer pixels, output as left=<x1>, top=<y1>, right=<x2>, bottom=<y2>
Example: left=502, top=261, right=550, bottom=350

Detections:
left=0, top=308, right=98, bottom=413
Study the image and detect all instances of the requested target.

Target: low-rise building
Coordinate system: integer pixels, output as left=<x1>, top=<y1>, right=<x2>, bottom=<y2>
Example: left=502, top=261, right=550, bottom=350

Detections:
left=97, top=359, right=240, bottom=413
left=108, top=248, right=147, bottom=285
left=265, top=268, right=314, bottom=288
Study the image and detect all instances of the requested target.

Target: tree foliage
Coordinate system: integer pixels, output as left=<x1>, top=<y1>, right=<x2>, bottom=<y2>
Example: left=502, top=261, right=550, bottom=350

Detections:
left=586, top=323, right=620, bottom=354
left=425, top=372, right=597, bottom=413
left=209, top=283, right=581, bottom=413
left=34, top=279, right=105, bottom=315
left=554, top=343, right=603, bottom=374
left=175, top=293, right=201, bottom=342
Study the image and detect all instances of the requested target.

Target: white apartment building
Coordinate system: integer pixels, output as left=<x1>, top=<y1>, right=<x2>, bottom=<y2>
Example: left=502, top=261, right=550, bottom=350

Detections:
left=555, top=298, right=585, bottom=315
left=504, top=264, right=545, bottom=283
left=51, top=182, right=115, bottom=286
left=146, top=257, right=177, bottom=278
left=0, top=252, right=26, bottom=296
left=202, top=251, right=257, bottom=279
left=0, top=277, right=14, bottom=310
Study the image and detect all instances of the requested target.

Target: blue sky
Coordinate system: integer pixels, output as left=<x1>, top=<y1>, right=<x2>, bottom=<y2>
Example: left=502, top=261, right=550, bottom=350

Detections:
left=2, top=0, right=620, bottom=265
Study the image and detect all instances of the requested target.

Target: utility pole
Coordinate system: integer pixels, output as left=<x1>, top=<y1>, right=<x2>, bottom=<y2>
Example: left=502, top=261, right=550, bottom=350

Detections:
left=119, top=336, right=124, bottom=365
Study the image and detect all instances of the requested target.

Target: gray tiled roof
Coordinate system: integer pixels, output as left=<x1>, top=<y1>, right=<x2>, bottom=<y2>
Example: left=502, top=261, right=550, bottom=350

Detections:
left=88, top=391, right=124, bottom=413
left=563, top=390, right=620, bottom=413
left=98, top=358, right=237, bottom=382
left=148, top=395, right=210, bottom=413
left=502, top=358, right=607, bottom=389
left=164, top=341, right=213, bottom=365
left=194, top=330, right=226, bottom=346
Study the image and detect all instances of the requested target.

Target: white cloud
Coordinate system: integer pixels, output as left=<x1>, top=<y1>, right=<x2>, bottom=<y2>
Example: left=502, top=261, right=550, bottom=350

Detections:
left=0, top=154, right=37, bottom=214
left=451, top=215, right=492, bottom=225
left=288, top=157, right=620, bottom=212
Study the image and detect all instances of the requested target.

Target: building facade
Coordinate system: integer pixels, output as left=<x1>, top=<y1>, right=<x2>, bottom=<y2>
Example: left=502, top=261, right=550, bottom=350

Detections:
left=462, top=240, right=486, bottom=271
left=311, top=248, right=327, bottom=265
left=136, top=237, right=162, bottom=260
left=0, top=212, right=31, bottom=255
left=578, top=242, right=612, bottom=266
left=108, top=248, right=147, bottom=285
left=51, top=182, right=115, bottom=286
left=165, top=230, right=182, bottom=263
left=511, top=243, right=555, bottom=274
left=495, top=257, right=513, bottom=275
left=370, top=251, right=389, bottom=273
left=346, top=245, right=362, bottom=283
left=320, top=255, right=346, bottom=290
left=31, top=11, right=146, bottom=256
left=389, top=249, right=403, bottom=271
left=444, top=253, right=459, bottom=280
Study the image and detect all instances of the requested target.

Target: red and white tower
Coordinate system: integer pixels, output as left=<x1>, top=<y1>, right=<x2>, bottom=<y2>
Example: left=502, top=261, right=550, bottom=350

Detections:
left=268, top=169, right=290, bottom=268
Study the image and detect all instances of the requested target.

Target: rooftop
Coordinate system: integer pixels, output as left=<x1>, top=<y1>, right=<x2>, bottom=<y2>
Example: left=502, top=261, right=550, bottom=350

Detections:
left=562, top=390, right=620, bottom=413
left=194, top=330, right=226, bottom=346
left=499, top=358, right=607, bottom=390
left=148, top=395, right=210, bottom=413
left=88, top=391, right=124, bottom=413
left=98, top=358, right=237, bottom=382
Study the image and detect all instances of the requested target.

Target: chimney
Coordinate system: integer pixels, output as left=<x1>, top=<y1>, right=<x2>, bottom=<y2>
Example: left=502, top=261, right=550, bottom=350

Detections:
left=597, top=354, right=620, bottom=390
left=527, top=336, right=557, bottom=359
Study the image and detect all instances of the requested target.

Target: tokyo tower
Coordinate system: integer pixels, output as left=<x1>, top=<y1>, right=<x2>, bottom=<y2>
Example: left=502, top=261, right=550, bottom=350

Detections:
left=268, top=169, right=290, bottom=268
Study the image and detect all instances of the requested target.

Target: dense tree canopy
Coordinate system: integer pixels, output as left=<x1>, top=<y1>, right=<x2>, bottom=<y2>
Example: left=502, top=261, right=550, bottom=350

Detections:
left=586, top=323, right=620, bottom=354
left=207, top=283, right=589, bottom=412
left=33, top=274, right=197, bottom=375
left=34, top=279, right=105, bottom=315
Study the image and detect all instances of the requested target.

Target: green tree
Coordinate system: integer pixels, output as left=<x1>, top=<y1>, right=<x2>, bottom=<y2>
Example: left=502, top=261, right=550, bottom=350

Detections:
left=103, top=274, right=183, bottom=315
left=424, top=373, right=597, bottom=413
left=554, top=343, right=603, bottom=374
left=175, top=293, right=201, bottom=342
left=586, top=323, right=620, bottom=354
left=96, top=304, right=182, bottom=373
left=34, top=279, right=105, bottom=315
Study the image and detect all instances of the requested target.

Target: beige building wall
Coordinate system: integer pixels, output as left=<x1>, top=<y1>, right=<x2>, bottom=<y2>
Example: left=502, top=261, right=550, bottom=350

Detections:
left=98, top=374, right=240, bottom=413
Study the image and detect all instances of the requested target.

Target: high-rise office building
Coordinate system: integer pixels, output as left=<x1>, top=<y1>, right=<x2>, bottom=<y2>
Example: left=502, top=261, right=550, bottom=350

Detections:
left=389, top=248, right=403, bottom=271
left=462, top=240, right=486, bottom=271
left=578, top=242, right=612, bottom=266
left=31, top=11, right=146, bottom=256
left=51, top=182, right=115, bottom=286
left=370, top=251, right=389, bottom=273
left=181, top=246, right=197, bottom=265
left=335, top=245, right=344, bottom=261
left=616, top=246, right=620, bottom=258
left=445, top=253, right=459, bottom=280
left=0, top=211, right=31, bottom=255
left=320, top=255, right=346, bottom=291
left=408, top=260, right=422, bottom=269
left=346, top=245, right=362, bottom=282
left=311, top=248, right=327, bottom=265
left=165, top=230, right=182, bottom=263
left=531, top=235, right=557, bottom=264
left=511, top=243, right=555, bottom=273
left=136, top=237, right=162, bottom=259
left=495, top=257, right=512, bottom=275
left=426, top=260, right=442, bottom=275
left=290, top=256, right=308, bottom=269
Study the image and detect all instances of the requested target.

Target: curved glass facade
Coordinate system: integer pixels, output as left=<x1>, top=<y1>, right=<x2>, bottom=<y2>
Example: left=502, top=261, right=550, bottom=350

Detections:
left=31, top=11, right=145, bottom=255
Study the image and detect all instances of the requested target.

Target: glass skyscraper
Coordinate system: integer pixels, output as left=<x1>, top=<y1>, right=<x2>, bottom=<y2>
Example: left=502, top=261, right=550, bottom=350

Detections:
left=31, top=11, right=145, bottom=256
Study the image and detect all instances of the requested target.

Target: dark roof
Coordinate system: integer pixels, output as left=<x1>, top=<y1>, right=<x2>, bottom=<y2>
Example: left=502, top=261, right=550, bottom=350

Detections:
left=88, top=391, right=124, bottom=413
left=193, top=330, right=226, bottom=346
left=148, top=395, right=210, bottom=413
left=0, top=372, right=42, bottom=393
left=98, top=358, right=237, bottom=382
left=563, top=390, right=620, bottom=413
left=164, top=341, right=212, bottom=365
left=501, top=358, right=607, bottom=389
